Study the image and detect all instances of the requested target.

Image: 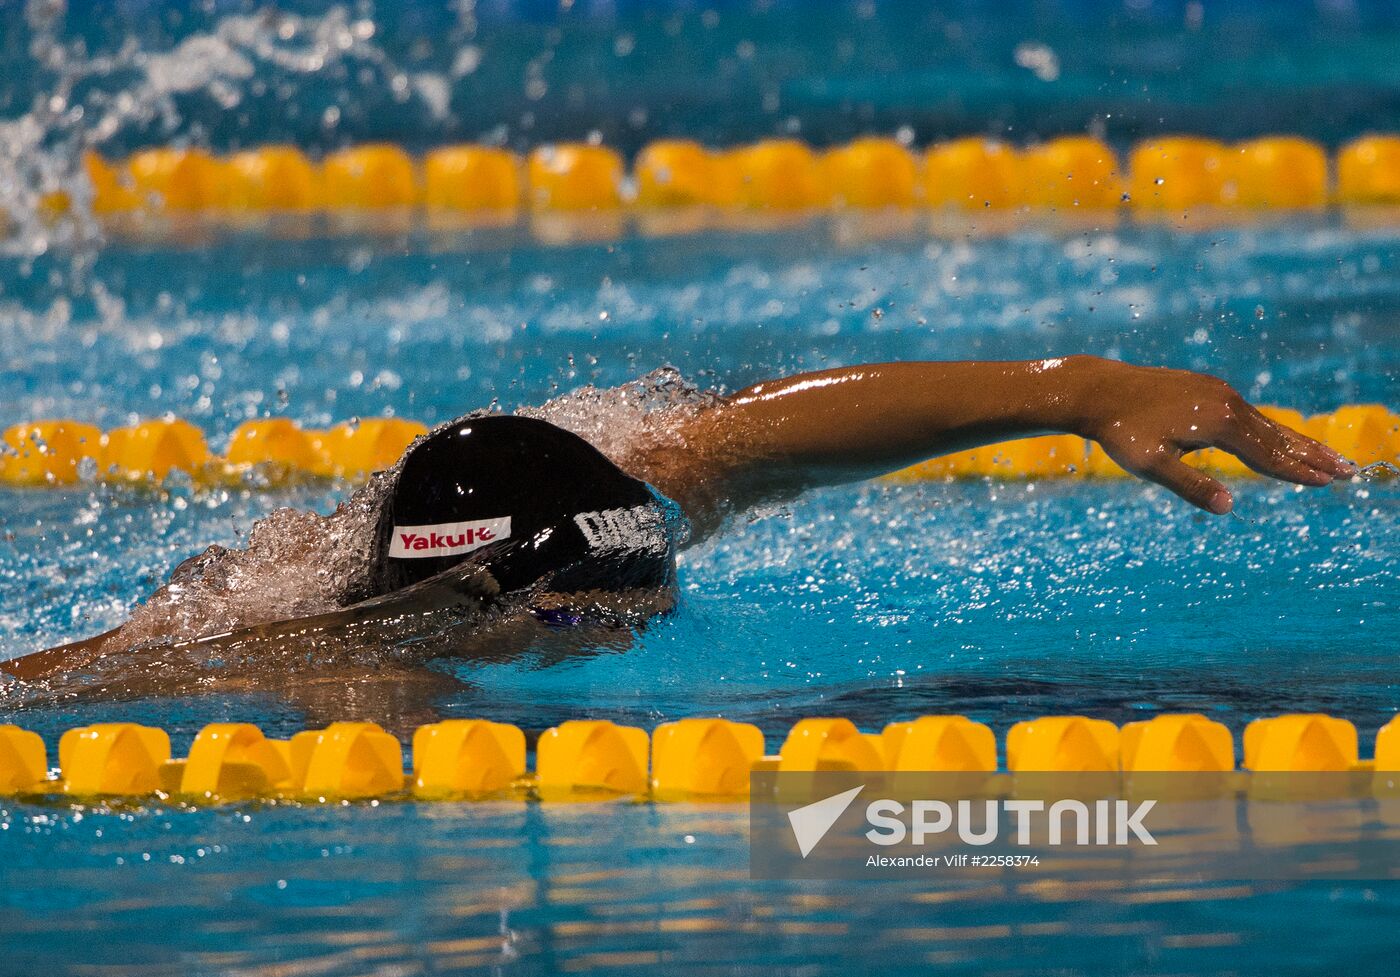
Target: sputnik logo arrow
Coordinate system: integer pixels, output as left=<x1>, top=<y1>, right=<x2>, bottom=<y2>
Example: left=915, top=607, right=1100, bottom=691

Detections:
left=787, top=785, right=864, bottom=858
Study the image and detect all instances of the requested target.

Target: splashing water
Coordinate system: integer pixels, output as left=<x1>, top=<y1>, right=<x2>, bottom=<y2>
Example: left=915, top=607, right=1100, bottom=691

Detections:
left=520, top=365, right=720, bottom=471
left=107, top=368, right=715, bottom=650
left=0, top=0, right=442, bottom=263
left=112, top=473, right=394, bottom=650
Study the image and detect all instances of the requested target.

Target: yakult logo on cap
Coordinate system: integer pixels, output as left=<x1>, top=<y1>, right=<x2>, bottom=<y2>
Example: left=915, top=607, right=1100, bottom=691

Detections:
left=389, top=517, right=511, bottom=559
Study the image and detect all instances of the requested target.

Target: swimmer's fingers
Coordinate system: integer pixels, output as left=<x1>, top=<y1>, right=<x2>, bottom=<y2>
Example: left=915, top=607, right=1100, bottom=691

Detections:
left=1248, top=408, right=1356, bottom=477
left=1216, top=407, right=1355, bottom=484
left=1135, top=451, right=1235, bottom=515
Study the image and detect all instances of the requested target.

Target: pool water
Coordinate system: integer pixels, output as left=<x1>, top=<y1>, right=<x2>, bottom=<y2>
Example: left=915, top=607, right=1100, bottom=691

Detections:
left=2, top=214, right=1399, bottom=975
left=5, top=0, right=1400, bottom=972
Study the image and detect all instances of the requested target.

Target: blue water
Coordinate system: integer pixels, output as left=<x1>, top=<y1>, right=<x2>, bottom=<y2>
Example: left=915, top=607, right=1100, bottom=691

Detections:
left=8, top=0, right=1400, bottom=154
left=3, top=214, right=1399, bottom=975
left=3, top=0, right=1400, bottom=974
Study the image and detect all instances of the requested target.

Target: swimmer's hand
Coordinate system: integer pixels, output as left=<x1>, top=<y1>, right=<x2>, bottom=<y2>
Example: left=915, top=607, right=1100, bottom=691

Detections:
left=645, top=355, right=1355, bottom=533
left=1069, top=359, right=1355, bottom=514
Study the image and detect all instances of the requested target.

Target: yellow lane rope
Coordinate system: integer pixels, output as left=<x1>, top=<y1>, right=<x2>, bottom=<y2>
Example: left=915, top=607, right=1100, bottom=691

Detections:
left=0, top=712, right=1395, bottom=803
left=2, top=406, right=1395, bottom=488
left=35, top=134, right=1400, bottom=220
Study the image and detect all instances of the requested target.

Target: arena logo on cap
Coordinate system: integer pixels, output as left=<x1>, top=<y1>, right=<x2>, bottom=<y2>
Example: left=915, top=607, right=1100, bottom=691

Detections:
left=574, top=505, right=668, bottom=553
left=389, top=517, right=511, bottom=558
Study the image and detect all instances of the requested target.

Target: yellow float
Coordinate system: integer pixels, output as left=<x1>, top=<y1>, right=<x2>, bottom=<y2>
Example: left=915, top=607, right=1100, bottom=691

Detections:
left=224, top=146, right=321, bottom=210
left=101, top=418, right=212, bottom=482
left=1230, top=137, right=1328, bottom=208
left=923, top=138, right=1023, bottom=209
left=822, top=137, right=919, bottom=208
left=723, top=139, right=826, bottom=210
left=0, top=420, right=103, bottom=486
left=526, top=143, right=625, bottom=210
left=423, top=145, right=522, bottom=210
left=1022, top=136, right=1122, bottom=209
left=634, top=139, right=717, bottom=206
left=125, top=147, right=225, bottom=211
left=321, top=143, right=419, bottom=209
left=1128, top=136, right=1231, bottom=210
left=1336, top=135, right=1400, bottom=204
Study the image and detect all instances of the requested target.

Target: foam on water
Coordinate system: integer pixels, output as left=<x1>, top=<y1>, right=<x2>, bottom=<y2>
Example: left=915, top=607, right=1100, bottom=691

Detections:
left=520, top=365, right=718, bottom=466
left=111, top=476, right=393, bottom=649
left=4, top=4, right=1400, bottom=974
left=2, top=213, right=1397, bottom=669
left=0, top=0, right=445, bottom=263
left=100, top=368, right=715, bottom=652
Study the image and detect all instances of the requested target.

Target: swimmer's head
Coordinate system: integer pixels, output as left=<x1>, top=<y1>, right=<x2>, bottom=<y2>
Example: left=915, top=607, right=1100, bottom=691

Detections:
left=362, top=414, right=678, bottom=599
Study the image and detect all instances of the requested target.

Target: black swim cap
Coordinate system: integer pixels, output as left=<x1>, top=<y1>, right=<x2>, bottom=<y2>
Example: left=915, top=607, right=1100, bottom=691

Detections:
left=362, top=415, right=676, bottom=599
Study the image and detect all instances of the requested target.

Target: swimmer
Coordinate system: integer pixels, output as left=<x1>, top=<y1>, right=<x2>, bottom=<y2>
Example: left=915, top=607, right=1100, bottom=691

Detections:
left=3, top=356, right=1355, bottom=693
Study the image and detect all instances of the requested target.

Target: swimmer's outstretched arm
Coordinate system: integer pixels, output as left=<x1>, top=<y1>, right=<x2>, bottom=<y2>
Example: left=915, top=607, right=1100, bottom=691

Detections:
left=5, top=356, right=1354, bottom=674
left=649, top=356, right=1355, bottom=534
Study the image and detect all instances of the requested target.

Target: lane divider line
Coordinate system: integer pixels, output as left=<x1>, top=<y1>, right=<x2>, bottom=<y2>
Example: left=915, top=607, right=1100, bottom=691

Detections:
left=52, top=135, right=1400, bottom=219
left=1, top=713, right=1397, bottom=805
left=3, top=406, right=1395, bottom=489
